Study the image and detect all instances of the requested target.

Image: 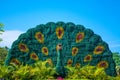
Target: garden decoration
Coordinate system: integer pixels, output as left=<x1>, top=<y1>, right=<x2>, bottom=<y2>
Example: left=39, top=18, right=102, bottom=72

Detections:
left=5, top=22, right=117, bottom=77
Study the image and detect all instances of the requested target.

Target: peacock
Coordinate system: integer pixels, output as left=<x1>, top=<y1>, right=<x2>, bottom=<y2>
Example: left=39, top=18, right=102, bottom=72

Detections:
left=5, top=22, right=117, bottom=77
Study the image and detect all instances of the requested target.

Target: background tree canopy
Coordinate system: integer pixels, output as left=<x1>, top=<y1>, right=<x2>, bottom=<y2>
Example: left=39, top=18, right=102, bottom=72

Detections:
left=0, top=23, right=4, bottom=42
left=113, top=52, right=120, bottom=66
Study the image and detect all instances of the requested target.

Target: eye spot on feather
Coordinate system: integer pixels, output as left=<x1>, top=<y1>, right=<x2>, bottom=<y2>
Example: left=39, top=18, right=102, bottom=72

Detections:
left=42, top=47, right=49, bottom=56
left=94, top=46, right=104, bottom=54
left=10, top=58, right=21, bottom=65
left=18, top=43, right=29, bottom=52
left=35, top=32, right=44, bottom=43
left=76, top=32, right=84, bottom=43
left=56, top=27, right=64, bottom=39
left=84, top=54, right=92, bottom=62
left=75, top=63, right=81, bottom=68
left=67, top=59, right=72, bottom=66
left=30, top=52, right=39, bottom=61
left=72, top=47, right=78, bottom=56
left=97, top=61, right=108, bottom=69
left=46, top=58, right=53, bottom=67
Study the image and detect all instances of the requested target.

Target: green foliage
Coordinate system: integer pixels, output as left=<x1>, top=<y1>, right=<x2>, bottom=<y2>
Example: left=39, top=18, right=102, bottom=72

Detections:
left=0, top=23, right=4, bottom=42
left=116, top=66, right=120, bottom=76
left=113, top=52, right=120, bottom=66
left=65, top=65, right=116, bottom=80
left=0, top=47, right=8, bottom=65
left=0, top=65, right=14, bottom=79
left=0, top=61, right=57, bottom=80
left=0, top=61, right=120, bottom=79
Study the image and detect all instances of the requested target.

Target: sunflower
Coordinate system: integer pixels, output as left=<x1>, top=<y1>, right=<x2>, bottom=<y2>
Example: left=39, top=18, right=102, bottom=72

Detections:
left=97, top=61, right=108, bottom=69
left=42, top=47, right=49, bottom=55
left=76, top=32, right=84, bottom=43
left=35, top=32, right=44, bottom=43
left=18, top=43, right=29, bottom=52
left=72, top=47, right=78, bottom=56
left=84, top=54, right=92, bottom=62
left=30, top=52, right=39, bottom=60
left=56, top=27, right=64, bottom=39
left=67, top=59, right=72, bottom=66
left=94, top=45, right=104, bottom=54
left=10, top=58, right=21, bottom=65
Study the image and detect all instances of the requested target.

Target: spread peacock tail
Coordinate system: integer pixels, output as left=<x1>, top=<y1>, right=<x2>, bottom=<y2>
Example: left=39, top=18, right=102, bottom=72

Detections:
left=5, top=22, right=117, bottom=77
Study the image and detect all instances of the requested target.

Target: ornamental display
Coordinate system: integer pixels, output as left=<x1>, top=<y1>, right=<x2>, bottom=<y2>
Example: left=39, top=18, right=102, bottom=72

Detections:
left=5, top=22, right=117, bottom=77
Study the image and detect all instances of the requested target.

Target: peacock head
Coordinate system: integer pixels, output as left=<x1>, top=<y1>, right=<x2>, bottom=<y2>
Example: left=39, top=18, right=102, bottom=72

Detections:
left=57, top=44, right=62, bottom=51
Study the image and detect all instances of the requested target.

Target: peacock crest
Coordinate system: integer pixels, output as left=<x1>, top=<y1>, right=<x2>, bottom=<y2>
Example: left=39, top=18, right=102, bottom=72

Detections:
left=5, top=22, right=117, bottom=77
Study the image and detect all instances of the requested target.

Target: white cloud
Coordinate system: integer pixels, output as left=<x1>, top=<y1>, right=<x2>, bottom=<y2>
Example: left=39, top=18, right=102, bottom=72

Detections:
left=108, top=40, right=120, bottom=43
left=109, top=44, right=120, bottom=48
left=0, top=30, right=24, bottom=48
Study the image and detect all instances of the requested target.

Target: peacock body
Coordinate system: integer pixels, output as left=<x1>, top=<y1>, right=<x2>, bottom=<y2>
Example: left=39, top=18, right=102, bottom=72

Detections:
left=5, top=22, right=117, bottom=77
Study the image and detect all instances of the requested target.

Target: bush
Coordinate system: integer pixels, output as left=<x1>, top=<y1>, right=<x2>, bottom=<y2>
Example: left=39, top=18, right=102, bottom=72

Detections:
left=0, top=61, right=57, bottom=80
left=0, top=47, right=8, bottom=65
left=65, top=65, right=116, bottom=80
left=0, top=61, right=120, bottom=80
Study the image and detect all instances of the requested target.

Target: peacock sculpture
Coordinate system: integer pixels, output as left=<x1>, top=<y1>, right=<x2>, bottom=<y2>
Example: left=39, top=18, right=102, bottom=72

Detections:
left=5, top=22, right=117, bottom=77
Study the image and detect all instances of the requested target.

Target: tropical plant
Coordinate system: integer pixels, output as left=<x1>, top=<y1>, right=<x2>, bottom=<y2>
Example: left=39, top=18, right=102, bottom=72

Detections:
left=116, top=66, right=120, bottom=76
left=1, top=61, right=120, bottom=80
left=65, top=65, right=116, bottom=80
left=0, top=61, right=57, bottom=80
left=113, top=52, right=120, bottom=66
left=0, top=47, right=8, bottom=65
left=0, top=23, right=4, bottom=42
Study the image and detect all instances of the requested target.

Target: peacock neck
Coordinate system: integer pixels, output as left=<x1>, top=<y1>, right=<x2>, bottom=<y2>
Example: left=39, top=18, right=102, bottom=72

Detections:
left=56, top=50, right=62, bottom=66
left=55, top=44, right=66, bottom=77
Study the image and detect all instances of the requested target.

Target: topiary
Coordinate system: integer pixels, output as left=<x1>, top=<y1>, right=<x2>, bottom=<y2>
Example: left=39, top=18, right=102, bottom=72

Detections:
left=5, top=22, right=117, bottom=77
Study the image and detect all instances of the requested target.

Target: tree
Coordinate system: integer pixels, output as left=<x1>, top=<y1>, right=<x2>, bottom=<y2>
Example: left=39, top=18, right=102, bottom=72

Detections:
left=113, top=52, right=120, bottom=66
left=0, top=47, right=8, bottom=65
left=0, top=23, right=4, bottom=42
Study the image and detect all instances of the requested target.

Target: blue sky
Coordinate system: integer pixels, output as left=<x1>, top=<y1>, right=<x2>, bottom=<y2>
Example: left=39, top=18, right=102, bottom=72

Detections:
left=0, top=0, right=120, bottom=52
